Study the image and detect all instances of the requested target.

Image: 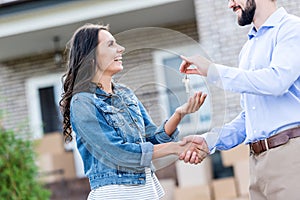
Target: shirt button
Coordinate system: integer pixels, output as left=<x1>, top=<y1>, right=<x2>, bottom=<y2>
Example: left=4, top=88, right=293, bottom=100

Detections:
left=254, top=130, right=257, bottom=133
left=252, top=106, right=256, bottom=110
left=255, top=38, right=259, bottom=41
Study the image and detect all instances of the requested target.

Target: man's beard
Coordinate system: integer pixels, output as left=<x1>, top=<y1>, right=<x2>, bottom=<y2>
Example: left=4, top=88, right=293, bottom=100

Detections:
left=238, top=0, right=256, bottom=26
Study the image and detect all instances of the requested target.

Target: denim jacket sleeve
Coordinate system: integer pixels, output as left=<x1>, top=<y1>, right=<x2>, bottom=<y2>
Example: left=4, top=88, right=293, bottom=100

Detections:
left=70, top=93, right=153, bottom=168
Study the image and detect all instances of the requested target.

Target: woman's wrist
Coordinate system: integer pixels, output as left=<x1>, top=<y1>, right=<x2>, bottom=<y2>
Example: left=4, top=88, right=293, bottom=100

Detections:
left=164, top=109, right=184, bottom=135
left=169, top=142, right=182, bottom=156
left=162, top=142, right=177, bottom=155
left=174, top=107, right=185, bottom=119
left=153, top=142, right=178, bottom=159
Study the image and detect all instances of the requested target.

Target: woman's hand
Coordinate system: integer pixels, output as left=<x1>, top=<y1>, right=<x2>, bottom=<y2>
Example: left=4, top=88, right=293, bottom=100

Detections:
left=153, top=140, right=205, bottom=164
left=164, top=92, right=206, bottom=136
left=174, top=139, right=208, bottom=164
left=175, top=91, right=207, bottom=116
left=179, top=135, right=209, bottom=164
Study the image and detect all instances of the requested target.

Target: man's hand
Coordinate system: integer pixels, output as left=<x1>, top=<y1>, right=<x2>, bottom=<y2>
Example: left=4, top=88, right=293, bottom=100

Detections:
left=179, top=55, right=212, bottom=77
left=179, top=135, right=209, bottom=164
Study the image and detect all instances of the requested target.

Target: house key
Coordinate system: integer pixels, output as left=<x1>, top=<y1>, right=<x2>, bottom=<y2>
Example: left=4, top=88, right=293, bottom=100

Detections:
left=182, top=75, right=190, bottom=95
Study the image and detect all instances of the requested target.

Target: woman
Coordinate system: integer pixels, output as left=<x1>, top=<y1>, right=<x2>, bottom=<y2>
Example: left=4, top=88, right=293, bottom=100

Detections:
left=60, top=24, right=207, bottom=200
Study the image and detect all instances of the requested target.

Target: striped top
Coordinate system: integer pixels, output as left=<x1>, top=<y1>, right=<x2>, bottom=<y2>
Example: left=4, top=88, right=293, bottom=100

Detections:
left=87, top=168, right=165, bottom=200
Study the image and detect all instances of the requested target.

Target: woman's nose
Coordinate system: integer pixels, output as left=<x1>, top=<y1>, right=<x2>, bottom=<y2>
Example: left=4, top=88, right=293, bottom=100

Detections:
left=118, top=45, right=125, bottom=53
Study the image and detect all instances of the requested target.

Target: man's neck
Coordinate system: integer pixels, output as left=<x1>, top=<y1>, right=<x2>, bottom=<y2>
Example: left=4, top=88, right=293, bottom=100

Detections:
left=253, top=1, right=277, bottom=30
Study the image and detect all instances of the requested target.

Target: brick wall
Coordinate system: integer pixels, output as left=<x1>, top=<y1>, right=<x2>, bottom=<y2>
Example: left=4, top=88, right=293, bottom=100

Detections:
left=0, top=53, right=65, bottom=134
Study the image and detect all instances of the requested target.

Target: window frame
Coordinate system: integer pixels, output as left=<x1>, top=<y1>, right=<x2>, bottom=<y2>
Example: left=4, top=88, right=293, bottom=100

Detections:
left=26, top=73, right=63, bottom=139
left=153, top=45, right=211, bottom=135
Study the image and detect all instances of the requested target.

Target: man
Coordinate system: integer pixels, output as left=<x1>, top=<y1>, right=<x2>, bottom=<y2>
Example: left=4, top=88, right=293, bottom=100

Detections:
left=179, top=0, right=300, bottom=199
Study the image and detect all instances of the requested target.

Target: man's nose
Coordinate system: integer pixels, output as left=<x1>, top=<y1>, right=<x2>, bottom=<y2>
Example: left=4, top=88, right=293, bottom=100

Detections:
left=228, top=0, right=236, bottom=8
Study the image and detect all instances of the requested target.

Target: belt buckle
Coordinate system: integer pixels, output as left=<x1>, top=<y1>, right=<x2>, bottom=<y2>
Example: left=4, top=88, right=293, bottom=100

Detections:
left=249, top=144, right=256, bottom=156
left=263, top=138, right=269, bottom=150
left=250, top=145, right=254, bottom=156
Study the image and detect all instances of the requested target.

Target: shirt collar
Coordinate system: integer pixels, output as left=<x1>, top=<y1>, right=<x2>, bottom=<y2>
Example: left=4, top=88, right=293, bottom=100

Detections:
left=248, top=7, right=287, bottom=39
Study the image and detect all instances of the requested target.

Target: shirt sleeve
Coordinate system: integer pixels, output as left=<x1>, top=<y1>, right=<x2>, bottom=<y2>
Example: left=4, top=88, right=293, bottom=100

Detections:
left=70, top=94, right=153, bottom=168
left=207, top=23, right=300, bottom=96
left=202, top=111, right=247, bottom=153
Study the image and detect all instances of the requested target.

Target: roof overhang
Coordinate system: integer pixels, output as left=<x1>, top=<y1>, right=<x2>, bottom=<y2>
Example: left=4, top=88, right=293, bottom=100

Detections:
left=0, top=0, right=195, bottom=61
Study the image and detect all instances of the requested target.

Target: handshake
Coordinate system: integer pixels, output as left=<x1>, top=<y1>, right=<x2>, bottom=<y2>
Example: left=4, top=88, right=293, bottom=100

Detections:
left=177, top=135, right=209, bottom=164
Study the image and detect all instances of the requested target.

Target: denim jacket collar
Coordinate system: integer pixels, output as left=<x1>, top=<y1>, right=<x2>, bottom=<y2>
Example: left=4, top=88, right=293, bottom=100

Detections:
left=89, top=81, right=126, bottom=98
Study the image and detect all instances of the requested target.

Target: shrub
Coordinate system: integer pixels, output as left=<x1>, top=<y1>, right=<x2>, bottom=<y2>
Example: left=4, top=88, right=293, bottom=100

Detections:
left=0, top=126, right=51, bottom=200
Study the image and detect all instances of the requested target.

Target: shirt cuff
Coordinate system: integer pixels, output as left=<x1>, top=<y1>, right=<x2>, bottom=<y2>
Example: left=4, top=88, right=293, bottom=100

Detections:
left=200, top=130, right=220, bottom=154
left=207, top=63, right=227, bottom=89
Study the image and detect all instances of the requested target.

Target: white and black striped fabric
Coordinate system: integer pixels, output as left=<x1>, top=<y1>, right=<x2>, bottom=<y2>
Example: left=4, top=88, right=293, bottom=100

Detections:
left=87, top=168, right=165, bottom=200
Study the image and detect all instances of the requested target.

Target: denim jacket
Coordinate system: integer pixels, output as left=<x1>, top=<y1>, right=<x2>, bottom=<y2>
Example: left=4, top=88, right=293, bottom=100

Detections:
left=70, top=83, right=179, bottom=190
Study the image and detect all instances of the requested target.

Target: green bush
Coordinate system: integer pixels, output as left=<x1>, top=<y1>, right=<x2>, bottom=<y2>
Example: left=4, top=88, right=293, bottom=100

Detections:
left=0, top=126, right=51, bottom=200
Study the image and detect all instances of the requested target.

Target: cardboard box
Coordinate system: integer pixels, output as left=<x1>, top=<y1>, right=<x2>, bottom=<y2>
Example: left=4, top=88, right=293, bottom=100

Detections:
left=34, top=132, right=65, bottom=155
left=174, top=185, right=212, bottom=200
left=36, top=154, right=55, bottom=182
left=212, top=177, right=238, bottom=200
left=219, top=196, right=249, bottom=200
left=52, top=151, right=76, bottom=179
left=234, top=196, right=250, bottom=200
left=37, top=151, right=76, bottom=183
left=221, top=144, right=249, bottom=167
left=233, top=160, right=250, bottom=196
left=160, top=179, right=176, bottom=200
left=176, top=157, right=213, bottom=187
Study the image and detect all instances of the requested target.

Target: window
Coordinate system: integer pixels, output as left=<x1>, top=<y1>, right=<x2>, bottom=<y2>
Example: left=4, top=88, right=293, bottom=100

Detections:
left=26, top=73, right=63, bottom=139
left=38, top=86, right=61, bottom=133
left=26, top=73, right=85, bottom=178
left=153, top=45, right=212, bottom=135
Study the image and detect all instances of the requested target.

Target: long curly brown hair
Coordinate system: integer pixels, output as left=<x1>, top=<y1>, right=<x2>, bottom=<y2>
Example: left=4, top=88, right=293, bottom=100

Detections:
left=60, top=24, right=108, bottom=142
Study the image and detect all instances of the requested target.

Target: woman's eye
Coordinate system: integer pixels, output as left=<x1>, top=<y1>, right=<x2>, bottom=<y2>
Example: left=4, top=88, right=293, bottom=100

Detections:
left=108, top=41, right=114, bottom=47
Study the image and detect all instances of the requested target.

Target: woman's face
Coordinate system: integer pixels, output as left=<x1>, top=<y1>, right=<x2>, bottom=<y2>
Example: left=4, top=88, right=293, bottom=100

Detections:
left=96, top=30, right=125, bottom=76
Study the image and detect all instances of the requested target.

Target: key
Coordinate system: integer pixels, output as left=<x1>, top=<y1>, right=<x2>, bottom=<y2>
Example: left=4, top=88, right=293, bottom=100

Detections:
left=182, top=75, right=190, bottom=94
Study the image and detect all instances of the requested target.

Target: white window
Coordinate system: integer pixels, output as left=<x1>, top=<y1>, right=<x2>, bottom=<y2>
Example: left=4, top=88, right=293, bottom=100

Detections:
left=153, top=45, right=211, bottom=135
left=26, top=73, right=85, bottom=178
left=26, top=73, right=63, bottom=139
